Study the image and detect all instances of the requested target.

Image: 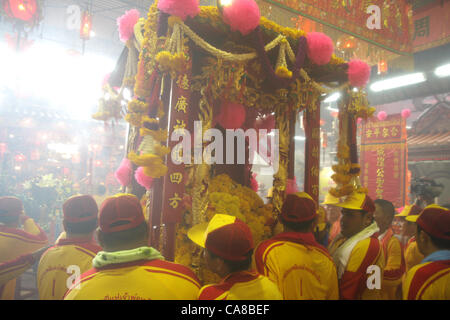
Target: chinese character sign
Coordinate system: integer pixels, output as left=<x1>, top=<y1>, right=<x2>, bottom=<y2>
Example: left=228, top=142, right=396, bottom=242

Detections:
left=162, top=72, right=190, bottom=224
left=265, top=0, right=411, bottom=53
left=412, top=1, right=450, bottom=52
left=360, top=114, right=407, bottom=208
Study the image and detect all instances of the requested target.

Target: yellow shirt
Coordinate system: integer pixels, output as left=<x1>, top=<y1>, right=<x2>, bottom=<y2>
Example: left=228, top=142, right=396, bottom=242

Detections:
left=403, top=259, right=450, bottom=300
left=37, top=237, right=101, bottom=300
left=329, top=235, right=385, bottom=300
left=0, top=218, right=48, bottom=299
left=254, top=232, right=339, bottom=300
left=198, top=271, right=282, bottom=300
left=64, top=259, right=201, bottom=300
left=405, top=237, right=424, bottom=272
left=0, top=254, right=36, bottom=286
left=379, top=229, right=405, bottom=300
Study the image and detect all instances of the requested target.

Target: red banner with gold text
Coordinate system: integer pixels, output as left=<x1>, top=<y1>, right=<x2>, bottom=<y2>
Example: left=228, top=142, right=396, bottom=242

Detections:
left=360, top=114, right=408, bottom=208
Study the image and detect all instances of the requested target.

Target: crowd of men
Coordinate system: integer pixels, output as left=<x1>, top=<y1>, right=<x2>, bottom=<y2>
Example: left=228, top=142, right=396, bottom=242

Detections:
left=0, top=188, right=449, bottom=300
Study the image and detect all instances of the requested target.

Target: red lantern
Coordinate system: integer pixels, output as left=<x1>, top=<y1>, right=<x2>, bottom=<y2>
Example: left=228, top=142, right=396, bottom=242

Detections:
left=3, top=0, right=37, bottom=22
left=80, top=11, right=92, bottom=40
left=14, top=153, right=26, bottom=162
left=377, top=60, right=388, bottom=75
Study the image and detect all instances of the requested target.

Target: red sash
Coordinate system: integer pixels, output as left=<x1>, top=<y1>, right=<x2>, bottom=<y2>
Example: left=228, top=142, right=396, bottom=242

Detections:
left=407, top=260, right=450, bottom=300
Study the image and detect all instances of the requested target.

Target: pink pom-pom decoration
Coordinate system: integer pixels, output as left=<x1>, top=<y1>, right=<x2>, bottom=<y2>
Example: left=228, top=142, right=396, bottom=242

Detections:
left=222, top=0, right=261, bottom=36
left=117, top=9, right=140, bottom=43
left=157, top=0, right=200, bottom=21
left=401, top=108, right=411, bottom=119
left=306, top=32, right=334, bottom=65
left=286, top=177, right=299, bottom=195
left=377, top=111, right=387, bottom=121
left=115, top=158, right=133, bottom=187
left=217, top=100, right=247, bottom=129
left=135, top=167, right=154, bottom=190
left=348, top=59, right=371, bottom=88
left=357, top=117, right=363, bottom=124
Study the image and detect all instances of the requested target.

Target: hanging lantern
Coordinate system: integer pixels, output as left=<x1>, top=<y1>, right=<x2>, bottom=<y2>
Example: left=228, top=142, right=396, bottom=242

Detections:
left=80, top=10, right=92, bottom=40
left=336, top=35, right=357, bottom=54
left=3, top=0, right=37, bottom=22
left=377, top=59, right=388, bottom=75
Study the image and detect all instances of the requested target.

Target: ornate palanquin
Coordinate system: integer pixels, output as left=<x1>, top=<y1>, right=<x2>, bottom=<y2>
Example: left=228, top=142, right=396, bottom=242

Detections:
left=112, top=2, right=375, bottom=283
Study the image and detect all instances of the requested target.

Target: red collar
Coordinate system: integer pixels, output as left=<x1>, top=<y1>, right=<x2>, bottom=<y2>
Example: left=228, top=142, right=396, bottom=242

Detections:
left=221, top=270, right=259, bottom=286
left=272, top=231, right=323, bottom=248
left=56, top=236, right=95, bottom=246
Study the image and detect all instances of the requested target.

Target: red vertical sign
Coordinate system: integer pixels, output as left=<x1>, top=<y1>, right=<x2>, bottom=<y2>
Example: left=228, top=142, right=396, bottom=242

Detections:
left=360, top=114, right=408, bottom=207
left=162, top=72, right=190, bottom=224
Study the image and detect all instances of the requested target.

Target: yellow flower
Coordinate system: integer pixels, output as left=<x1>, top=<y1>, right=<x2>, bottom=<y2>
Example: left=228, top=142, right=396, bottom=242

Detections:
left=275, top=66, right=293, bottom=79
left=155, top=51, right=173, bottom=73
left=125, top=113, right=143, bottom=127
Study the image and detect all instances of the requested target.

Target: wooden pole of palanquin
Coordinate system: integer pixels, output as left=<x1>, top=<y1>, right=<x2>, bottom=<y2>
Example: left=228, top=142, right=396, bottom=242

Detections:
left=304, top=99, right=321, bottom=204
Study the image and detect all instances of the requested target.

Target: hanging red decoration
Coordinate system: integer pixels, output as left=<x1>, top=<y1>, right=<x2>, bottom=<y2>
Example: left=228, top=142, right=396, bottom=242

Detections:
left=377, top=59, right=388, bottom=75
left=3, top=0, right=37, bottom=22
left=80, top=10, right=92, bottom=40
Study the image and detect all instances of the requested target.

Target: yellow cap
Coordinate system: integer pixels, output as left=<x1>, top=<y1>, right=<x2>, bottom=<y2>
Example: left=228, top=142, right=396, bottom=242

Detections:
left=325, top=192, right=375, bottom=213
left=266, top=187, right=274, bottom=198
left=322, top=193, right=340, bottom=205
left=396, top=204, right=421, bottom=218
left=187, top=214, right=254, bottom=262
left=405, top=204, right=446, bottom=223
left=315, top=206, right=327, bottom=232
left=187, top=214, right=238, bottom=248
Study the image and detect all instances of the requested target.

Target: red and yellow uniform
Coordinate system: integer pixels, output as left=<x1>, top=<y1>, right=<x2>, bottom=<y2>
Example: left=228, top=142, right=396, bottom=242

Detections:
left=198, top=270, right=281, bottom=300
left=254, top=232, right=339, bottom=300
left=379, top=228, right=405, bottom=299
left=0, top=254, right=36, bottom=287
left=404, top=237, right=424, bottom=272
left=403, top=260, right=450, bottom=300
left=0, top=217, right=48, bottom=299
left=64, top=259, right=201, bottom=300
left=37, top=237, right=101, bottom=300
left=329, top=234, right=385, bottom=300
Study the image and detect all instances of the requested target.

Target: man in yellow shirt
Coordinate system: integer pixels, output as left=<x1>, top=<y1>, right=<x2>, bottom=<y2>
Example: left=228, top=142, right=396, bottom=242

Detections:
left=188, top=214, right=282, bottom=300
left=403, top=205, right=450, bottom=299
left=37, top=195, right=102, bottom=300
left=64, top=194, right=201, bottom=300
left=373, top=199, right=405, bottom=299
left=399, top=205, right=425, bottom=271
left=254, top=192, right=339, bottom=300
left=326, top=192, right=385, bottom=300
left=0, top=247, right=50, bottom=286
left=0, top=196, right=48, bottom=299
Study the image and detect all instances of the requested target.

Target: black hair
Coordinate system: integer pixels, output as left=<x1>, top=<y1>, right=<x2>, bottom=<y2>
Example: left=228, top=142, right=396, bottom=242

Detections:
left=417, top=225, right=450, bottom=250
left=279, top=216, right=315, bottom=233
left=208, top=249, right=254, bottom=274
left=98, top=221, right=148, bottom=249
left=0, top=214, right=19, bottom=224
left=64, top=218, right=98, bottom=235
left=374, top=199, right=396, bottom=220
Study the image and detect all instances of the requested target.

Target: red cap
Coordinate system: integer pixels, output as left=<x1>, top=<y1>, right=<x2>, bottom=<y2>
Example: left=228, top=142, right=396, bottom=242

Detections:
left=188, top=214, right=254, bottom=262
left=0, top=197, right=23, bottom=218
left=416, top=205, right=450, bottom=241
left=63, top=195, right=98, bottom=223
left=99, top=194, right=145, bottom=234
left=280, top=192, right=317, bottom=223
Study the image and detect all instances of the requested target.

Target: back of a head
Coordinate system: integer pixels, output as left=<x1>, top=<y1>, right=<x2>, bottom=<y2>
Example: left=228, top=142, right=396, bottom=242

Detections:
left=280, top=192, right=317, bottom=233
left=63, top=195, right=99, bottom=235
left=416, top=205, right=450, bottom=250
left=374, top=199, right=396, bottom=219
left=0, top=196, right=23, bottom=225
left=97, top=194, right=148, bottom=251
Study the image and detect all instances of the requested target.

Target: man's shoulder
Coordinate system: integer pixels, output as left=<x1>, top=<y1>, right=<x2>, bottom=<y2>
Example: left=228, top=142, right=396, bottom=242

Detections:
left=142, top=259, right=201, bottom=286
